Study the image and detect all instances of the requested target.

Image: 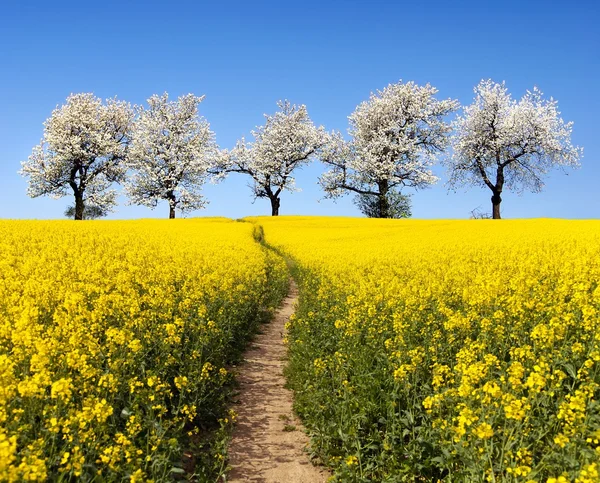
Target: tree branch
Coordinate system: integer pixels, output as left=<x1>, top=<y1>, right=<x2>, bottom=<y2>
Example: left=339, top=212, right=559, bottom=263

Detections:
left=475, top=158, right=495, bottom=192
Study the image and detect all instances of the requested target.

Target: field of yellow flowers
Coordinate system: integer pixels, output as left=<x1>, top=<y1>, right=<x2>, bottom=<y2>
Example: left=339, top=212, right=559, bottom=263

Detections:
left=0, top=218, right=287, bottom=482
left=255, top=217, right=600, bottom=482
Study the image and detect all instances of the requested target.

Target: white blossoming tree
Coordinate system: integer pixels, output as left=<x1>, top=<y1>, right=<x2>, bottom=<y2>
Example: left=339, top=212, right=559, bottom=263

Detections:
left=20, top=93, right=133, bottom=220
left=125, top=93, right=217, bottom=218
left=445, top=80, right=583, bottom=219
left=221, top=101, right=325, bottom=216
left=319, top=81, right=459, bottom=218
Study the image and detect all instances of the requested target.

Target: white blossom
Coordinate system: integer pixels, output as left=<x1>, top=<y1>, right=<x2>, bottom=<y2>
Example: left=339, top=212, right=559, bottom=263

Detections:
left=125, top=93, right=217, bottom=218
left=221, top=100, right=326, bottom=216
left=20, top=93, right=133, bottom=219
left=319, top=80, right=459, bottom=212
left=445, top=79, right=583, bottom=218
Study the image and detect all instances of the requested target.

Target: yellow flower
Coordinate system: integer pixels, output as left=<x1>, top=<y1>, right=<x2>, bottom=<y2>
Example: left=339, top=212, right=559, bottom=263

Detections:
left=127, top=339, right=142, bottom=352
left=174, top=376, right=188, bottom=390
left=130, top=469, right=145, bottom=482
left=473, top=422, right=494, bottom=440
left=50, top=378, right=73, bottom=400
left=554, top=433, right=570, bottom=448
left=200, top=362, right=214, bottom=380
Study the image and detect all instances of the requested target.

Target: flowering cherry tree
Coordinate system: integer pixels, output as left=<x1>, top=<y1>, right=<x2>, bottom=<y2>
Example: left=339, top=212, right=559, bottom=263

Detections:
left=125, top=93, right=217, bottom=218
left=20, top=93, right=133, bottom=220
left=221, top=101, right=325, bottom=216
left=445, top=80, right=583, bottom=219
left=319, top=81, right=459, bottom=218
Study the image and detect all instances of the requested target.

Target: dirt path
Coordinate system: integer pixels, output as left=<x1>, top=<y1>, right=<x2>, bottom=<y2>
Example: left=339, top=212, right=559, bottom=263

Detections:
left=225, top=280, right=330, bottom=482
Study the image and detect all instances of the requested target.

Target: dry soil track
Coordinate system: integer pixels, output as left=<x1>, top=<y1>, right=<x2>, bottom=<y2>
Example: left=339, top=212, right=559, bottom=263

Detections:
left=225, top=280, right=330, bottom=482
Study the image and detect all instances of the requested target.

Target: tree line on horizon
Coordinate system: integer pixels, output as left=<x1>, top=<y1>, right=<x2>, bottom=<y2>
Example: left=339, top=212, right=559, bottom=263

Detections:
left=20, top=80, right=583, bottom=220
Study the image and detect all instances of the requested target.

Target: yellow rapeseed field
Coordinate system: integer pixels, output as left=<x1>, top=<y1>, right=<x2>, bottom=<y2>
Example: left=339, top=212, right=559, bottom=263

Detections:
left=0, top=218, right=287, bottom=482
left=254, top=217, right=600, bottom=482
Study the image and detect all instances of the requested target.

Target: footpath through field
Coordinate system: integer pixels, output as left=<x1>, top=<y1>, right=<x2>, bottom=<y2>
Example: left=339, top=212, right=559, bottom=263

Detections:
left=225, top=279, right=330, bottom=482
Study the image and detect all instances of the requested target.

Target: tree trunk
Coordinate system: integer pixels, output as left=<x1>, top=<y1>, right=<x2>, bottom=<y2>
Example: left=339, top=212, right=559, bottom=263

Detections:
left=377, top=180, right=390, bottom=218
left=378, top=194, right=390, bottom=218
left=270, top=196, right=280, bottom=216
left=74, top=193, right=84, bottom=221
left=167, top=191, right=176, bottom=219
left=492, top=165, right=505, bottom=220
left=491, top=192, right=502, bottom=219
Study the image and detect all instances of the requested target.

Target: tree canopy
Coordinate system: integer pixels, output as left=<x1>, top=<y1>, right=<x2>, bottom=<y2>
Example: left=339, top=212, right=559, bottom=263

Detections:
left=445, top=80, right=582, bottom=218
left=125, top=93, right=218, bottom=218
left=20, top=93, right=133, bottom=220
left=220, top=101, right=325, bottom=216
left=320, top=80, right=458, bottom=218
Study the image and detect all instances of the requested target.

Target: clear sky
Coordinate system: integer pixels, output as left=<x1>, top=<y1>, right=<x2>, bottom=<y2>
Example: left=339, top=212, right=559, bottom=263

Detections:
left=1, top=0, right=598, bottom=220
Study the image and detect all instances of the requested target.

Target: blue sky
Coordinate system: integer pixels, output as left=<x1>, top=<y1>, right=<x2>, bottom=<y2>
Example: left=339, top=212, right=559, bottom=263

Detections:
left=1, top=0, right=598, bottom=220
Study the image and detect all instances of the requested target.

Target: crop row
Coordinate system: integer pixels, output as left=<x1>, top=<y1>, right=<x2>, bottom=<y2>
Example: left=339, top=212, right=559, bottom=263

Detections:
left=0, top=219, right=287, bottom=482
left=257, top=217, right=600, bottom=482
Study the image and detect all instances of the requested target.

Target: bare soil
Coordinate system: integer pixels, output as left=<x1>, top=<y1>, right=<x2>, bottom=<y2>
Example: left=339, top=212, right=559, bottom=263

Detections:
left=225, top=280, right=330, bottom=482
